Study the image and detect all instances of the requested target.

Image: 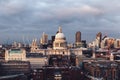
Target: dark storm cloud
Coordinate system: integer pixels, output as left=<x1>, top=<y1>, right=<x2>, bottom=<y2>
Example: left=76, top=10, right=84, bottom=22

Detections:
left=0, top=0, right=120, bottom=43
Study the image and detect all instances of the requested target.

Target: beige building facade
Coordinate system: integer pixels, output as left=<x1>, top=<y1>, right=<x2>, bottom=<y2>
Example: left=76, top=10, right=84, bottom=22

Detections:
left=5, top=48, right=26, bottom=61
left=30, top=27, right=83, bottom=56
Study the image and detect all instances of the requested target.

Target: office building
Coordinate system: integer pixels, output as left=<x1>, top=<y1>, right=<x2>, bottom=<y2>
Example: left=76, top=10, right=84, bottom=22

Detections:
left=101, top=37, right=115, bottom=49
left=75, top=31, right=81, bottom=48
left=83, top=61, right=119, bottom=80
left=40, top=32, right=48, bottom=45
left=76, top=31, right=81, bottom=43
left=114, top=39, right=120, bottom=48
left=0, top=61, right=31, bottom=77
left=96, top=32, right=102, bottom=48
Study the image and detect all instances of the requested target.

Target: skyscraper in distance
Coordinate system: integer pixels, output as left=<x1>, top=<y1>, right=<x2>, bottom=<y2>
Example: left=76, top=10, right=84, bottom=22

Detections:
left=76, top=31, right=81, bottom=43
left=75, top=31, right=81, bottom=47
left=96, top=32, right=102, bottom=48
left=40, top=32, right=48, bottom=45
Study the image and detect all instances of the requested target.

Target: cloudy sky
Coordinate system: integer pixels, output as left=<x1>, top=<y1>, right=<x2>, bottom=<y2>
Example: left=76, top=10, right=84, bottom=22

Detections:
left=0, top=0, right=120, bottom=44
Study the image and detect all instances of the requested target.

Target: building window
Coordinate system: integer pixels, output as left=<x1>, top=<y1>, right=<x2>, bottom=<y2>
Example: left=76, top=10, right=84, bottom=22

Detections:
left=55, top=43, right=59, bottom=47
left=60, top=43, right=65, bottom=47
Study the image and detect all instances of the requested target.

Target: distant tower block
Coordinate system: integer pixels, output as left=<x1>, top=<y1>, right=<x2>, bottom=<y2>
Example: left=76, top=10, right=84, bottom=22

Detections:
left=96, top=32, right=102, bottom=48
left=40, top=32, right=48, bottom=45
left=75, top=31, right=81, bottom=47
left=76, top=31, right=81, bottom=43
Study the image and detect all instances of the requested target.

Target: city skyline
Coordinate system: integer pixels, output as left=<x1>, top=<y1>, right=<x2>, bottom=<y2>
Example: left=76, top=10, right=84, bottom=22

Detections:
left=0, top=0, right=120, bottom=43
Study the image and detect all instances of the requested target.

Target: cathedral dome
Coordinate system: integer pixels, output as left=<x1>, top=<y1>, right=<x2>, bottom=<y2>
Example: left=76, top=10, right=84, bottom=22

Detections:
left=53, top=27, right=67, bottom=50
left=55, top=33, right=65, bottom=39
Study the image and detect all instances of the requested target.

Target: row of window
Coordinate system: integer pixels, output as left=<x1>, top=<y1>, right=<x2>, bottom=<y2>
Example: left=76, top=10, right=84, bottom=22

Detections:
left=55, top=43, right=66, bottom=47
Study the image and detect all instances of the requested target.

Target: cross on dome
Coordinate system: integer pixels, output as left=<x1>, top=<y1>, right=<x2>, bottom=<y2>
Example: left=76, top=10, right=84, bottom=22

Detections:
left=58, top=27, right=62, bottom=33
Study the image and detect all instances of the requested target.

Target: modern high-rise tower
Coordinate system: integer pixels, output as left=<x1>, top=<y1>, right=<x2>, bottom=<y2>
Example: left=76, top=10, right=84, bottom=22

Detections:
left=96, top=32, right=102, bottom=48
left=75, top=31, right=81, bottom=47
left=75, top=31, right=81, bottom=43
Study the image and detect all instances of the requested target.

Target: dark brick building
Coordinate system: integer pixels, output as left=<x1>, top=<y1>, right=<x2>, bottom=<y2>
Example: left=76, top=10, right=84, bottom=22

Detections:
left=83, top=61, right=120, bottom=80
left=30, top=54, right=89, bottom=80
left=31, top=66, right=89, bottom=80
left=0, top=61, right=31, bottom=79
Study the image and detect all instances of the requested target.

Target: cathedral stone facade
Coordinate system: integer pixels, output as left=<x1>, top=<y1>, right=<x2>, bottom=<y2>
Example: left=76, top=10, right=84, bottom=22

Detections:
left=53, top=27, right=67, bottom=50
left=30, top=27, right=83, bottom=56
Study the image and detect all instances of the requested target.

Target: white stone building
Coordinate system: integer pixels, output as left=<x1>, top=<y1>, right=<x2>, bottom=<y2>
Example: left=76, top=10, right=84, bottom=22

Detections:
left=30, top=27, right=83, bottom=56
left=5, top=48, right=26, bottom=61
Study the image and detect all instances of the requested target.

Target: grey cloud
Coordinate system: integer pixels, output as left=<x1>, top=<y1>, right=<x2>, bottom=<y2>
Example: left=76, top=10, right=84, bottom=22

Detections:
left=0, top=0, right=120, bottom=43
